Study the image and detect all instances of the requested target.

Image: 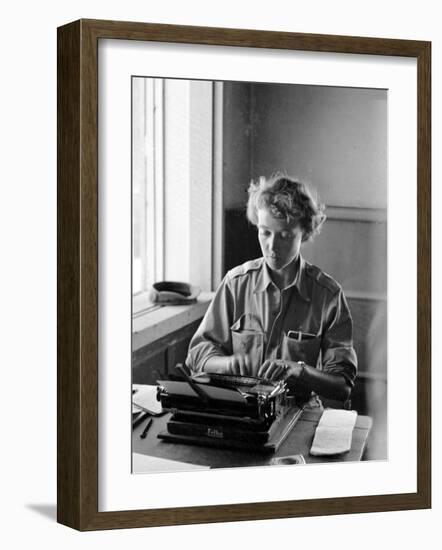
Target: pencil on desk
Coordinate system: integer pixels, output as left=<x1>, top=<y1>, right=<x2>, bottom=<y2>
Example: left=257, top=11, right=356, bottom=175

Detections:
left=132, top=410, right=149, bottom=429
left=140, top=417, right=153, bottom=439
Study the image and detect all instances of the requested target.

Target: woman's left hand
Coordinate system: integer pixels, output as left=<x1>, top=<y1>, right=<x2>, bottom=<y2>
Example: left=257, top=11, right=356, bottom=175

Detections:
left=258, top=359, right=303, bottom=381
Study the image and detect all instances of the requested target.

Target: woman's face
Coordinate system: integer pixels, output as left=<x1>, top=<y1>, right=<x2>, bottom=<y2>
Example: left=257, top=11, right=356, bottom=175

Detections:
left=257, top=207, right=303, bottom=272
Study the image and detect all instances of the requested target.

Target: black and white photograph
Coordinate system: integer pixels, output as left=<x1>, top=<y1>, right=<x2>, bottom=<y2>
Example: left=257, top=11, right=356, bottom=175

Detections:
left=131, top=77, right=388, bottom=473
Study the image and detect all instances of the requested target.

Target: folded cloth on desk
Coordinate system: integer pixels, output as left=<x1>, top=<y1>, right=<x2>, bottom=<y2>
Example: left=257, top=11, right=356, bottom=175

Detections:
left=310, top=409, right=358, bottom=456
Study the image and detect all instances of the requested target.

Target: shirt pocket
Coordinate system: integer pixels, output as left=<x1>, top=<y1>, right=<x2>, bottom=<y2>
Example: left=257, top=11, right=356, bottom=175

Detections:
left=281, top=331, right=321, bottom=367
left=230, top=315, right=264, bottom=370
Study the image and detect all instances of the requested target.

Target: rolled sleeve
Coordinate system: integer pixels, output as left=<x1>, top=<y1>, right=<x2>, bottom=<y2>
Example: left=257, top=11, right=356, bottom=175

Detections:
left=321, top=289, right=358, bottom=387
left=186, top=276, right=234, bottom=372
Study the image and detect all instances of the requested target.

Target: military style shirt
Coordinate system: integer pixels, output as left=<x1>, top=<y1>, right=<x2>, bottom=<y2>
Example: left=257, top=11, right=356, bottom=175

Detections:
left=186, top=256, right=357, bottom=389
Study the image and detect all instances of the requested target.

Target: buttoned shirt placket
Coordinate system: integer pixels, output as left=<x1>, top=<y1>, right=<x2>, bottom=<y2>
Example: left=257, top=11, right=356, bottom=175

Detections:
left=264, top=281, right=297, bottom=362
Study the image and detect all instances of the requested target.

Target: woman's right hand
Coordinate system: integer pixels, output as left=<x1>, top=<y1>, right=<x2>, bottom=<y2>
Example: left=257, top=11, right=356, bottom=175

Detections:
left=203, top=354, right=253, bottom=376
left=229, top=353, right=253, bottom=376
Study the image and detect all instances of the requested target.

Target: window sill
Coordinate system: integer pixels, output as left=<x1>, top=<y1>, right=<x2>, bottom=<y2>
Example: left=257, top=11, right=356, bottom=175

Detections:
left=132, top=292, right=214, bottom=352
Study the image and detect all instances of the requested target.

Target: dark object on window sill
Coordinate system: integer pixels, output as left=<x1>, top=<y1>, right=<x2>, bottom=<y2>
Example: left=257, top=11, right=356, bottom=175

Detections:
left=148, top=281, right=201, bottom=305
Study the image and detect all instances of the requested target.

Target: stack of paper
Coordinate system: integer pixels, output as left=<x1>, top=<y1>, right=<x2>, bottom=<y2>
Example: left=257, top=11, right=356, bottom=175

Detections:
left=310, top=409, right=358, bottom=456
left=132, top=384, right=163, bottom=415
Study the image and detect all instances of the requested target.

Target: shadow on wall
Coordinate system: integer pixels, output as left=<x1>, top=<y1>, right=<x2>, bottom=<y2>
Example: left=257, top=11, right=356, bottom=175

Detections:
left=360, top=301, right=388, bottom=460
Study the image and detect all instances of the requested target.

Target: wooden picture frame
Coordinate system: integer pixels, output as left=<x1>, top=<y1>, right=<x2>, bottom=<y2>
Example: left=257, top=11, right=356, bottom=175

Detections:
left=57, top=18, right=431, bottom=531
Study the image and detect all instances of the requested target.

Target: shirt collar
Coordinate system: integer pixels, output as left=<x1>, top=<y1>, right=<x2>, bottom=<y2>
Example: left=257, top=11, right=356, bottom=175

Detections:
left=253, top=259, right=273, bottom=293
left=253, top=255, right=311, bottom=302
left=294, top=256, right=311, bottom=302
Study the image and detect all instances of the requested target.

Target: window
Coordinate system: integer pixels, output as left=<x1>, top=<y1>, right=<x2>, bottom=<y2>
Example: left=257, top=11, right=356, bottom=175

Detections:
left=132, top=77, right=222, bottom=305
left=132, top=77, right=164, bottom=295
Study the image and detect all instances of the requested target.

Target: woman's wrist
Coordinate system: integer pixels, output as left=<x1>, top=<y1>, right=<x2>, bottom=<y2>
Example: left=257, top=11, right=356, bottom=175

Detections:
left=287, top=362, right=351, bottom=401
left=287, top=360, right=306, bottom=380
left=203, top=355, right=232, bottom=374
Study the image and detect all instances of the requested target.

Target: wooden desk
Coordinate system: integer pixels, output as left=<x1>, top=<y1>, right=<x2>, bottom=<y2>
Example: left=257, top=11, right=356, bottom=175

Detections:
left=132, top=409, right=372, bottom=470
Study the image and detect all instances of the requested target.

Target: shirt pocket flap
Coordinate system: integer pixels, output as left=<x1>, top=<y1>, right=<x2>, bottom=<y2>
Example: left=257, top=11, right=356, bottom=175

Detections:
left=230, top=313, right=262, bottom=333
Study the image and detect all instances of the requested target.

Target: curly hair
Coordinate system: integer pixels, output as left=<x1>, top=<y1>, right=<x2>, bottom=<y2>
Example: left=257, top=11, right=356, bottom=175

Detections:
left=246, top=173, right=326, bottom=242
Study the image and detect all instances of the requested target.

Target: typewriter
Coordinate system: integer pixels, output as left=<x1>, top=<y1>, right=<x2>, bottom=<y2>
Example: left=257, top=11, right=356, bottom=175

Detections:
left=156, top=364, right=304, bottom=452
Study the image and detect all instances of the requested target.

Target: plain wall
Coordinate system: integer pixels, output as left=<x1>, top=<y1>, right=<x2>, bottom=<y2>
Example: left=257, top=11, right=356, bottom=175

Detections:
left=224, top=84, right=387, bottom=210
left=251, top=84, right=387, bottom=209
left=222, top=81, right=252, bottom=210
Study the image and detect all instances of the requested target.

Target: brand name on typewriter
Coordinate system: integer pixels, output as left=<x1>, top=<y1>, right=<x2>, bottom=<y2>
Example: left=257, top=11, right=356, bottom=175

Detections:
left=207, top=427, right=224, bottom=439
